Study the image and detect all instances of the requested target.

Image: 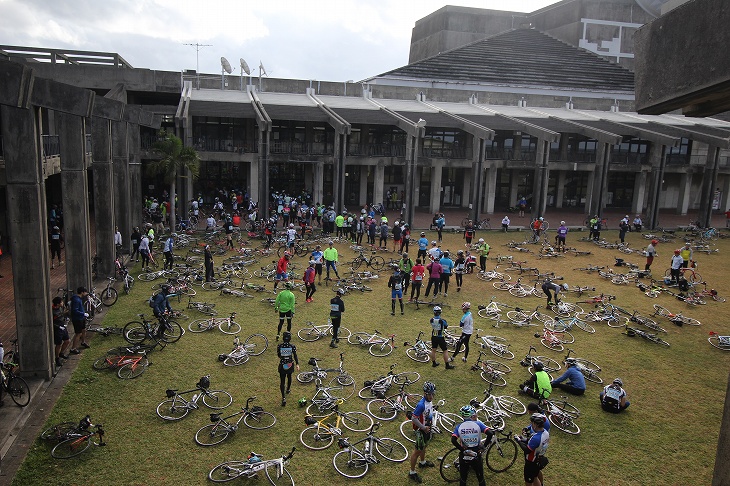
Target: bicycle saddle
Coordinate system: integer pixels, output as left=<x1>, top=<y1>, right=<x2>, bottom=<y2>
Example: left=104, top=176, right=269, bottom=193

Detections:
left=165, top=389, right=178, bottom=398
left=210, top=413, right=221, bottom=422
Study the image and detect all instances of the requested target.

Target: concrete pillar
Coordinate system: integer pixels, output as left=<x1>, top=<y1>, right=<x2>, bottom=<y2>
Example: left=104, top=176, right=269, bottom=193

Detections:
left=513, top=133, right=522, bottom=160
left=249, top=160, right=259, bottom=205
left=333, top=132, right=343, bottom=211
left=91, top=117, right=116, bottom=279
left=697, top=146, right=720, bottom=227
left=373, top=162, right=385, bottom=207
left=509, top=171, right=519, bottom=207
left=587, top=142, right=611, bottom=218
left=112, top=120, right=131, bottom=252
left=555, top=171, right=566, bottom=208
left=404, top=134, right=417, bottom=226
left=632, top=171, right=648, bottom=215
left=721, top=175, right=730, bottom=213
left=470, top=137, right=483, bottom=221
left=0, top=105, right=54, bottom=378
left=313, top=161, right=323, bottom=207
left=559, top=134, right=569, bottom=161
left=430, top=161, right=443, bottom=214
left=713, top=372, right=730, bottom=486
left=461, top=168, right=471, bottom=208
left=358, top=165, right=368, bottom=207
left=257, top=129, right=270, bottom=214
left=58, top=112, right=93, bottom=294
left=484, top=166, right=497, bottom=214
left=677, top=172, right=693, bottom=215
left=645, top=145, right=667, bottom=230
left=531, top=139, right=550, bottom=219
left=129, top=126, right=143, bottom=229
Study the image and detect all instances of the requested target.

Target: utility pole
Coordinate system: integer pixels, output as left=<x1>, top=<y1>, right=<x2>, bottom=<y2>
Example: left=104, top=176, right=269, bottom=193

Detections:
left=184, top=43, right=212, bottom=89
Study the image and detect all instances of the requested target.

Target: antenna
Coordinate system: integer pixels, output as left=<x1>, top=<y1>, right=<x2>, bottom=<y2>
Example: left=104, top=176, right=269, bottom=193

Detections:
left=183, top=42, right=212, bottom=89
left=221, top=57, right=232, bottom=90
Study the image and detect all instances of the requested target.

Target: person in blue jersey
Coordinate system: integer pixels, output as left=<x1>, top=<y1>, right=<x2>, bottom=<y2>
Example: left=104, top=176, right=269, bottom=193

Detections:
left=276, top=331, right=299, bottom=407
left=451, top=405, right=491, bottom=486
left=408, top=381, right=437, bottom=484
left=417, top=232, right=429, bottom=262
left=550, top=357, right=586, bottom=395
left=438, top=251, right=454, bottom=296
left=516, top=413, right=550, bottom=486
left=387, top=266, right=405, bottom=316
left=429, top=306, right=455, bottom=369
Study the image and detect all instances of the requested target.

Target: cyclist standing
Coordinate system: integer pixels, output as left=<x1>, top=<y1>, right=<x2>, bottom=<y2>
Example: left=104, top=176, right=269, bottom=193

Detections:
left=454, top=250, right=466, bottom=292
left=516, top=413, right=550, bottom=486
left=310, top=245, right=324, bottom=285
left=680, top=243, right=693, bottom=269
left=646, top=239, right=658, bottom=271
left=477, top=238, right=490, bottom=272
left=451, top=302, right=473, bottom=362
left=408, top=381, right=437, bottom=484
left=304, top=260, right=316, bottom=303
left=670, top=249, right=683, bottom=283
left=451, top=405, right=490, bottom=486
left=399, top=252, right=414, bottom=297
left=464, top=221, right=475, bottom=245
left=388, top=266, right=405, bottom=316
left=417, top=232, right=429, bottom=262
left=429, top=306, right=455, bottom=369
left=69, top=287, right=89, bottom=355
left=152, top=284, right=174, bottom=339
left=274, top=282, right=296, bottom=341
left=163, top=233, right=175, bottom=270
left=329, top=288, right=345, bottom=348
left=323, top=240, right=340, bottom=281
left=555, top=221, right=568, bottom=251
left=410, top=259, right=426, bottom=306
left=277, top=331, right=299, bottom=407
left=438, top=251, right=454, bottom=296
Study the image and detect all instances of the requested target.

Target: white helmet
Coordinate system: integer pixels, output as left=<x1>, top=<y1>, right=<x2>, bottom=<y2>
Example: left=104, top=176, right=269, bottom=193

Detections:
left=478, top=238, right=484, bottom=243
left=560, top=221, right=565, bottom=225
left=289, top=223, right=294, bottom=228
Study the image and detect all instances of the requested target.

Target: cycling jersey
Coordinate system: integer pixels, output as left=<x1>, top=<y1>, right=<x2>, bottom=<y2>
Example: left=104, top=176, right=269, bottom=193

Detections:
left=526, top=429, right=549, bottom=462
left=417, top=238, right=429, bottom=250
left=412, top=396, right=434, bottom=430
left=430, top=316, right=448, bottom=337
left=460, top=311, right=473, bottom=334
left=277, top=343, right=297, bottom=369
left=602, top=384, right=625, bottom=409
left=330, top=296, right=345, bottom=317
left=452, top=420, right=488, bottom=450
left=439, top=257, right=454, bottom=275
left=310, top=250, right=323, bottom=264
left=388, top=275, right=403, bottom=291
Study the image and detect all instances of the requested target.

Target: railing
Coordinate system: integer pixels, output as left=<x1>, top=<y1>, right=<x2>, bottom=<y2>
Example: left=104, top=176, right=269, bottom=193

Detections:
left=194, top=138, right=256, bottom=153
left=421, top=147, right=468, bottom=159
left=369, top=143, right=405, bottom=157
left=610, top=153, right=650, bottom=165
left=42, top=135, right=60, bottom=157
left=666, top=153, right=693, bottom=166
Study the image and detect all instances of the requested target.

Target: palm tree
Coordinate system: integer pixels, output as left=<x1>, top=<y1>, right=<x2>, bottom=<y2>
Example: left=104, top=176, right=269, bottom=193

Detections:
left=149, top=130, right=200, bottom=232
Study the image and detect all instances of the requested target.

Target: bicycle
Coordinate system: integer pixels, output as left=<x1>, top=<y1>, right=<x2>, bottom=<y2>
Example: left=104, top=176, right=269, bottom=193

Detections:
left=347, top=329, right=396, bottom=357
left=300, top=401, right=374, bottom=450
left=623, top=326, right=671, bottom=347
left=563, top=349, right=603, bottom=384
left=297, top=319, right=352, bottom=342
left=549, top=301, right=584, bottom=318
left=366, top=381, right=422, bottom=421
left=92, top=345, right=152, bottom=379
left=627, top=310, right=667, bottom=333
left=208, top=447, right=296, bottom=485
left=505, top=306, right=554, bottom=327
left=358, top=364, right=420, bottom=399
left=535, top=327, right=574, bottom=352
left=123, top=314, right=183, bottom=345
left=350, top=249, right=386, bottom=272
left=0, top=361, right=30, bottom=406
left=439, top=428, right=519, bottom=482
left=476, top=297, right=512, bottom=324
left=538, top=395, right=581, bottom=435
left=404, top=331, right=432, bottom=363
left=50, top=418, right=106, bottom=459
left=652, top=304, right=701, bottom=326
left=689, top=282, right=726, bottom=303
left=332, top=423, right=409, bottom=478
left=708, top=332, right=730, bottom=351
left=469, top=383, right=527, bottom=430
left=474, top=332, right=515, bottom=360
left=195, top=396, right=276, bottom=446
left=156, top=376, right=233, bottom=420
left=87, top=324, right=124, bottom=337
left=470, top=350, right=512, bottom=386
left=188, top=312, right=241, bottom=335
left=399, top=398, right=462, bottom=445
left=97, top=277, right=119, bottom=306
left=187, top=297, right=217, bottom=316
left=546, top=314, right=595, bottom=334
left=297, top=354, right=354, bottom=395
left=305, top=378, right=356, bottom=415
left=217, top=334, right=269, bottom=366
left=519, top=346, right=561, bottom=375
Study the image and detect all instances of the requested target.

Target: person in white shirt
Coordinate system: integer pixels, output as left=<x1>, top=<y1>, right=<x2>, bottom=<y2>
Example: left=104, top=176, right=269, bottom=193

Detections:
left=139, top=235, right=151, bottom=269
left=501, top=216, right=510, bottom=232
left=670, top=249, right=684, bottom=283
left=427, top=241, right=442, bottom=261
left=114, top=226, right=123, bottom=256
left=206, top=215, right=216, bottom=231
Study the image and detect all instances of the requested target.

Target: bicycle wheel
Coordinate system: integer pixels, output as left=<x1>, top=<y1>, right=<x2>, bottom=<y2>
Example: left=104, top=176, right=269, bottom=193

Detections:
left=297, top=326, right=322, bottom=342
left=296, top=372, right=315, bottom=384
left=41, top=422, right=78, bottom=441
left=369, top=341, right=393, bottom=357
left=359, top=386, right=377, bottom=400
left=300, top=425, right=335, bottom=450
left=439, top=447, right=462, bottom=483
left=195, top=423, right=230, bottom=446
left=540, top=338, right=563, bottom=352
left=218, top=320, right=242, bottom=335
left=406, top=346, right=430, bottom=363
left=333, top=449, right=369, bottom=478
left=709, top=336, right=730, bottom=350
left=478, top=409, right=506, bottom=431
left=506, top=310, right=528, bottom=324
left=92, top=355, right=113, bottom=371
left=329, top=377, right=356, bottom=401
left=496, top=395, right=527, bottom=415
left=224, top=353, right=249, bottom=366
left=556, top=330, right=575, bottom=344
left=208, top=461, right=247, bottom=482
left=653, top=304, right=670, bottom=317
left=686, top=271, right=701, bottom=283
left=265, top=464, right=294, bottom=486
left=342, top=411, right=375, bottom=432
left=330, top=326, right=351, bottom=340
left=347, top=332, right=370, bottom=345
left=117, top=357, right=149, bottom=379
left=123, top=321, right=147, bottom=344
left=489, top=345, right=514, bottom=361
left=648, top=335, right=671, bottom=347
left=51, top=434, right=91, bottom=458
left=553, top=400, right=581, bottom=419
left=244, top=410, right=276, bottom=429
left=481, top=370, right=507, bottom=387
left=680, top=316, right=701, bottom=326
left=188, top=319, right=213, bottom=333
left=529, top=356, right=561, bottom=374
left=399, top=420, right=417, bottom=443
left=486, top=437, right=518, bottom=473
left=244, top=333, right=268, bottom=355
left=137, top=272, right=158, bottom=282
left=549, top=412, right=580, bottom=435
left=161, top=320, right=183, bottom=343
left=575, top=319, right=596, bottom=334
left=394, top=371, right=421, bottom=385
left=101, top=287, right=118, bottom=306
left=367, top=398, right=398, bottom=420
left=375, top=437, right=408, bottom=462
left=605, top=314, right=628, bottom=328
left=508, top=287, right=529, bottom=298
left=156, top=398, right=190, bottom=420
left=477, top=308, right=500, bottom=320
left=351, top=258, right=363, bottom=272
left=202, top=281, right=223, bottom=291
left=370, top=256, right=386, bottom=270
left=202, top=390, right=234, bottom=409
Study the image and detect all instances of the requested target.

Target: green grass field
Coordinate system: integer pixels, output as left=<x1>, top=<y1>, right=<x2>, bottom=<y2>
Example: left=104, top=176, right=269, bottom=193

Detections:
left=13, top=227, right=730, bottom=486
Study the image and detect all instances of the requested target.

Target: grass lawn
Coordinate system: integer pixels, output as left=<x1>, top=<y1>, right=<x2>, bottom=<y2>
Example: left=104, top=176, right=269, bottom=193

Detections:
left=13, top=227, right=730, bottom=486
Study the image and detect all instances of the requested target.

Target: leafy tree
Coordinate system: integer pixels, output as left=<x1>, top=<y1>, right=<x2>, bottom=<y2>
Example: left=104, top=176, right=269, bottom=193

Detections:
left=149, top=130, right=200, bottom=232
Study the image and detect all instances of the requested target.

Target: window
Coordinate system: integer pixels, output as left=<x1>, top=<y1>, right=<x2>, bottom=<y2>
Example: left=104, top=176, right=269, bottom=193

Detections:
left=422, top=129, right=466, bottom=158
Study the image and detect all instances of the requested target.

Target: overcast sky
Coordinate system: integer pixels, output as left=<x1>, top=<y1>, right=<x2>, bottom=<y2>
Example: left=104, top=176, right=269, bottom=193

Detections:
left=1, top=0, right=558, bottom=81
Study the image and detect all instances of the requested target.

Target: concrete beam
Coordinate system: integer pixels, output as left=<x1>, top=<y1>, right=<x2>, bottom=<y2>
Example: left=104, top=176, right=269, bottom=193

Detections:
left=91, top=95, right=124, bottom=122
left=0, top=59, right=33, bottom=108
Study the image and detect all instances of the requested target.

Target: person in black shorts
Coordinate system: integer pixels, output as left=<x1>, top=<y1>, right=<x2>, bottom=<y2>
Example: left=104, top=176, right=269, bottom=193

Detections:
left=277, top=331, right=299, bottom=407
left=429, top=306, right=455, bottom=369
left=329, top=289, right=346, bottom=348
left=52, top=296, right=71, bottom=367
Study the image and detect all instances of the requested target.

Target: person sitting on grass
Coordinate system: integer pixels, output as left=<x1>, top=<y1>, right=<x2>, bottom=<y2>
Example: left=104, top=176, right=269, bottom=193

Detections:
left=550, top=358, right=585, bottom=395
left=600, top=378, right=630, bottom=413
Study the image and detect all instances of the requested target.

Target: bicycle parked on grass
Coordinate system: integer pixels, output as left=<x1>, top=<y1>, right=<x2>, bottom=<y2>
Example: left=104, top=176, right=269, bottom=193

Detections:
left=546, top=313, right=595, bottom=334
left=470, top=350, right=512, bottom=386
left=187, top=297, right=217, bottom=315
left=538, top=395, right=581, bottom=435
left=300, top=401, right=374, bottom=450
left=439, top=428, right=519, bottom=481
left=188, top=312, right=241, bottom=335
left=474, top=332, right=515, bottom=360
left=50, top=416, right=106, bottom=459
left=217, top=334, right=269, bottom=366
left=208, top=447, right=296, bottom=485
left=350, top=249, right=386, bottom=272
left=87, top=324, right=124, bottom=337
left=519, top=346, right=561, bottom=375
left=505, top=306, right=554, bottom=327
left=708, top=332, right=730, bottom=351
left=332, top=423, right=409, bottom=478
left=0, top=360, right=30, bottom=406
left=536, top=327, right=574, bottom=352
left=366, top=382, right=422, bottom=421
left=156, top=375, right=233, bottom=420
left=563, top=349, right=603, bottom=384
left=358, top=364, right=420, bottom=399
left=404, top=331, right=432, bottom=363
left=123, top=313, right=183, bottom=345
left=623, top=326, right=670, bottom=347
left=195, top=396, right=276, bottom=446
left=652, top=304, right=701, bottom=326
left=92, top=345, right=152, bottom=379
left=297, top=319, right=351, bottom=342
left=347, top=329, right=396, bottom=357
left=297, top=354, right=354, bottom=392
left=469, top=383, right=527, bottom=430
left=398, top=398, right=461, bottom=444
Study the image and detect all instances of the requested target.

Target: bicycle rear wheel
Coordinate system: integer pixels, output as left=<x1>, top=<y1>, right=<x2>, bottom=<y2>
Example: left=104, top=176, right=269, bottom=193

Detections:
left=680, top=316, right=701, bottom=326
left=367, top=398, right=398, bottom=421
left=709, top=336, right=730, bottom=350
left=540, top=338, right=563, bottom=352
left=342, top=411, right=374, bottom=432
left=123, top=321, right=147, bottom=344
left=370, top=256, right=386, bottom=271
left=156, top=398, right=190, bottom=421
left=406, top=346, right=430, bottom=363
left=375, top=437, right=408, bottom=462
left=195, top=424, right=230, bottom=446
left=300, top=425, right=334, bottom=450
left=188, top=319, right=213, bottom=333
left=575, top=319, right=596, bottom=334
left=208, top=461, right=247, bottom=482
left=92, top=355, right=113, bottom=371
left=333, top=449, right=369, bottom=478
left=244, top=410, right=276, bottom=429
left=6, top=375, right=30, bottom=406
left=265, top=464, right=294, bottom=486
left=224, top=353, right=249, bottom=366
left=101, top=287, right=118, bottom=306
left=497, top=395, right=527, bottom=415
left=653, top=304, right=670, bottom=317
left=439, top=447, right=461, bottom=483
left=393, top=371, right=421, bottom=385
left=297, top=326, right=322, bottom=342
left=117, top=356, right=149, bottom=379
left=51, top=434, right=91, bottom=458
left=369, top=341, right=393, bottom=357
left=218, top=320, right=242, bottom=335
left=244, top=333, right=268, bottom=355
left=549, top=412, right=580, bottom=434
left=481, top=370, right=507, bottom=386
left=41, top=422, right=77, bottom=441
left=486, top=437, right=518, bottom=473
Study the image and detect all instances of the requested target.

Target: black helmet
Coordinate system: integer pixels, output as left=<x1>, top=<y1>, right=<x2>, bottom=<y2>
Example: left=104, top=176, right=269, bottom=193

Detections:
left=282, top=331, right=291, bottom=342
left=533, top=361, right=544, bottom=371
left=161, top=284, right=172, bottom=294
left=198, top=376, right=210, bottom=389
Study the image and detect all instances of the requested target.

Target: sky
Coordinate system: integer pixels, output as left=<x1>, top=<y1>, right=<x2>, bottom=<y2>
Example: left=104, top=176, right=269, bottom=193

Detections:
left=0, top=0, right=558, bottom=81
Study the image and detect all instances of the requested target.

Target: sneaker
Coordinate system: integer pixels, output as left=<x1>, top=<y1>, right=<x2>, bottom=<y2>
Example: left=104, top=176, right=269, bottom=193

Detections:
left=281, top=398, right=286, bottom=407
left=80, top=342, right=90, bottom=349
left=335, top=338, right=340, bottom=343
left=330, top=342, right=338, bottom=348
left=418, top=460, right=435, bottom=468
left=444, top=293, right=448, bottom=297
left=445, top=363, right=455, bottom=370
left=457, top=287, right=461, bottom=292
left=462, top=357, right=467, bottom=362
left=286, top=389, right=291, bottom=395
left=69, top=349, right=81, bottom=355
left=401, top=311, right=404, bottom=315
left=409, top=473, right=423, bottom=484
left=60, top=261, right=64, bottom=265
left=432, top=362, right=439, bottom=368
left=448, top=357, right=454, bottom=362
left=390, top=312, right=395, bottom=316
left=276, top=335, right=280, bottom=342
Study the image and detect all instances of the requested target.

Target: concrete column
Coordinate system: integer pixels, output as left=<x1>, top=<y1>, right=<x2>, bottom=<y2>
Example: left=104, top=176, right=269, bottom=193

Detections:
left=358, top=165, right=368, bottom=207
left=509, top=171, right=519, bottom=207
left=257, top=129, right=270, bottom=214
left=531, top=139, right=550, bottom=219
left=697, top=146, right=720, bottom=227
left=430, top=161, right=443, bottom=214
left=1, top=105, right=54, bottom=378
left=91, top=117, right=116, bottom=279
left=58, top=112, right=93, bottom=294
left=677, top=172, right=693, bottom=215
left=559, top=134, right=569, bottom=161
left=645, top=145, right=667, bottom=230
left=112, top=120, right=131, bottom=252
left=632, top=171, right=648, bottom=215
left=513, top=133, right=522, bottom=160
left=721, top=175, right=730, bottom=213
left=484, top=166, right=497, bottom=214
left=373, top=162, right=385, bottom=207
left=713, top=371, right=730, bottom=486
left=333, top=132, right=343, bottom=211
left=128, top=126, right=143, bottom=229
left=555, top=171, right=566, bottom=208
left=587, top=142, right=610, bottom=218
left=470, top=136, right=483, bottom=221
left=313, top=161, right=324, bottom=207
left=249, top=160, right=259, bottom=205
left=461, top=168, right=471, bottom=208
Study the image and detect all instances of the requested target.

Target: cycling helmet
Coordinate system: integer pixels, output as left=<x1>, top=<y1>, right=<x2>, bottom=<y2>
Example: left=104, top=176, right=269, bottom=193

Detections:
left=433, top=306, right=442, bottom=314
left=674, top=249, right=681, bottom=254
left=460, top=405, right=477, bottom=418
left=284, top=282, right=293, bottom=289
left=461, top=302, right=471, bottom=311
left=161, top=284, right=172, bottom=293
left=457, top=250, right=464, bottom=255
left=282, top=331, right=291, bottom=342
left=533, top=361, right=544, bottom=371
left=309, top=260, right=316, bottom=265
left=423, top=381, right=436, bottom=394
left=565, top=357, right=577, bottom=366
left=337, top=288, right=346, bottom=295
left=420, top=232, right=426, bottom=236
left=478, top=238, right=484, bottom=243
left=530, top=413, right=546, bottom=426
left=289, top=223, right=294, bottom=228
left=198, top=376, right=211, bottom=389
left=298, top=397, right=308, bottom=407
left=561, top=283, right=569, bottom=291
left=560, top=221, right=565, bottom=225
left=539, top=217, right=544, bottom=221
left=651, top=239, right=659, bottom=245
left=402, top=252, right=408, bottom=258
left=53, top=226, right=60, bottom=230
left=431, top=241, right=437, bottom=245
left=613, top=378, right=623, bottom=386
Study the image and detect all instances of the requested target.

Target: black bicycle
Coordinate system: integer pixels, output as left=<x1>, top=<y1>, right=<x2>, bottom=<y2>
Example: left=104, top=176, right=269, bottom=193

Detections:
left=0, top=361, right=30, bottom=407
